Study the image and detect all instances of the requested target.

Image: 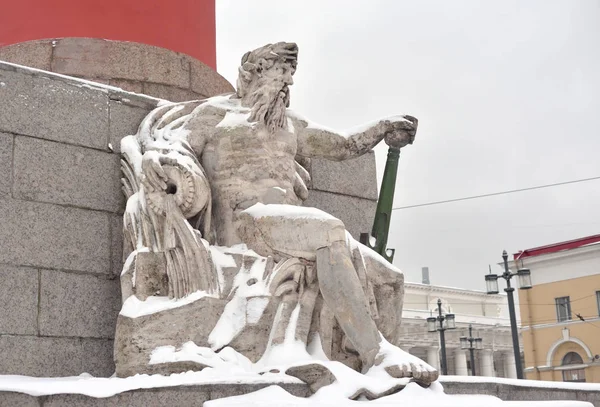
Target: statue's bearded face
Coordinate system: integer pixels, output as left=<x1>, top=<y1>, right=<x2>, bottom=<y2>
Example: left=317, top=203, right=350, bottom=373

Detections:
left=236, top=43, right=298, bottom=133
left=245, top=61, right=294, bottom=132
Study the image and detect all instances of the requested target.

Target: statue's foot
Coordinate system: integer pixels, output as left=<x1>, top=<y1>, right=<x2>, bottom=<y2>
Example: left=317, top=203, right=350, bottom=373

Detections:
left=365, top=339, right=439, bottom=387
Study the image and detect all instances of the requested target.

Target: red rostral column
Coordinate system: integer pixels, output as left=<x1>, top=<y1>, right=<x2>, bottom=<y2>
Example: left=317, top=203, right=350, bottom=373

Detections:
left=0, top=0, right=216, bottom=69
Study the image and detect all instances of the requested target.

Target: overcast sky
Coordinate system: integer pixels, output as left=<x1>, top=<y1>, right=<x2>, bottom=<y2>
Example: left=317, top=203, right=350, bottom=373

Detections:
left=215, top=0, right=600, bottom=291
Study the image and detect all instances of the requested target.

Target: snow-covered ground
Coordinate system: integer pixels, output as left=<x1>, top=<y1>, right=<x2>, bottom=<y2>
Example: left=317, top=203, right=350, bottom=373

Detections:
left=440, top=374, right=600, bottom=391
left=206, top=383, right=593, bottom=407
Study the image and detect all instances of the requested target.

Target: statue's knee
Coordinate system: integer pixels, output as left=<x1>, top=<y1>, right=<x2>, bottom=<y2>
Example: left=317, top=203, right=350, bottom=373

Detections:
left=325, top=221, right=347, bottom=245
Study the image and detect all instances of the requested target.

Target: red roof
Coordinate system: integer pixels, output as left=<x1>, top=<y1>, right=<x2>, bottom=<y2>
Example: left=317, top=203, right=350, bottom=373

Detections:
left=514, top=234, right=600, bottom=260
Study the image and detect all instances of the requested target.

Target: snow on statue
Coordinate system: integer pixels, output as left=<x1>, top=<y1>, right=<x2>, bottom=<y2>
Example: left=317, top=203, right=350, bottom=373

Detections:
left=116, top=42, right=437, bottom=398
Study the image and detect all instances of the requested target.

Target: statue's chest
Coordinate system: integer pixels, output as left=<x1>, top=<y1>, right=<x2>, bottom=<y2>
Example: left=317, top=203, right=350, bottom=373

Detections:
left=211, top=126, right=296, bottom=157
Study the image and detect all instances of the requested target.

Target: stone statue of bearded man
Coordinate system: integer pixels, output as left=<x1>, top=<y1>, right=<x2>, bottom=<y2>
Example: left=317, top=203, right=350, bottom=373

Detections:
left=119, top=42, right=437, bottom=389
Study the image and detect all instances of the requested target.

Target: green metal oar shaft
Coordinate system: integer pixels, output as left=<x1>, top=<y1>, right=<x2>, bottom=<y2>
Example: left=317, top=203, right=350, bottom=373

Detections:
left=360, top=146, right=400, bottom=262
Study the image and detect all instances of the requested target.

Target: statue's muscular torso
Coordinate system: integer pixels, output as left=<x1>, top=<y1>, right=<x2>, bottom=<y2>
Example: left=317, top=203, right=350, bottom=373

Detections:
left=185, top=100, right=303, bottom=246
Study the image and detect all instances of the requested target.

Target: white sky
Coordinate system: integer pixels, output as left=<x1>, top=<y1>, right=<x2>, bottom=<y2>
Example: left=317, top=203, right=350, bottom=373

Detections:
left=215, top=0, right=600, bottom=291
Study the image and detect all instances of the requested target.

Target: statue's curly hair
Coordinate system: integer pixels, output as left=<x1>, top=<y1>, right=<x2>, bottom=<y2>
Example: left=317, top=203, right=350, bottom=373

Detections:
left=236, top=42, right=298, bottom=98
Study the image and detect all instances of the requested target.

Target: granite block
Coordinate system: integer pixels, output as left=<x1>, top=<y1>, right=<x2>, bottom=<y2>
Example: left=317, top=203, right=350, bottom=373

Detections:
left=310, top=151, right=378, bottom=200
left=303, top=190, right=376, bottom=240
left=0, top=392, right=40, bottom=407
left=0, top=40, right=53, bottom=71
left=190, top=58, right=235, bottom=97
left=0, top=335, right=83, bottom=377
left=143, top=82, right=203, bottom=102
left=0, top=199, right=110, bottom=274
left=110, top=214, right=124, bottom=278
left=108, top=100, right=153, bottom=154
left=51, top=38, right=190, bottom=89
left=39, top=270, right=120, bottom=338
left=13, top=136, right=123, bottom=212
left=0, top=265, right=38, bottom=335
left=0, top=132, right=13, bottom=198
left=0, top=67, right=109, bottom=150
left=108, top=78, right=143, bottom=94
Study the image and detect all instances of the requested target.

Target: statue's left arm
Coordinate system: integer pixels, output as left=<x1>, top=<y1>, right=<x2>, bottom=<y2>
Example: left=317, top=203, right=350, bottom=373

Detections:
left=293, top=113, right=418, bottom=161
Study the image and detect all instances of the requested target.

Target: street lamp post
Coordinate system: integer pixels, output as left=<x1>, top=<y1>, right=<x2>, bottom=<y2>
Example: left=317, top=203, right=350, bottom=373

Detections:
left=427, top=298, right=456, bottom=375
left=460, top=324, right=483, bottom=376
left=484, top=250, right=532, bottom=380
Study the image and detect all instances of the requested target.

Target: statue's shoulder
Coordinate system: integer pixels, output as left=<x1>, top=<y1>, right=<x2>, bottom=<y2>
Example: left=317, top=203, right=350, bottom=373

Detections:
left=286, top=109, right=310, bottom=130
left=196, top=94, right=242, bottom=116
left=181, top=94, right=237, bottom=131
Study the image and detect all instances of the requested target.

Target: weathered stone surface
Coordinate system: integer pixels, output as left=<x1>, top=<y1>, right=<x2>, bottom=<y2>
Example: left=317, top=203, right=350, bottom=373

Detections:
left=129, top=252, right=168, bottom=300
left=42, top=384, right=310, bottom=406
left=0, top=392, right=39, bottom=407
left=0, top=199, right=110, bottom=274
left=285, top=363, right=336, bottom=393
left=440, top=380, right=600, bottom=406
left=0, top=39, right=53, bottom=71
left=303, top=190, right=376, bottom=240
left=108, top=78, right=143, bottom=94
left=0, top=335, right=112, bottom=377
left=39, top=270, right=120, bottom=338
left=349, top=383, right=407, bottom=401
left=108, top=100, right=153, bottom=154
left=190, top=59, right=235, bottom=97
left=81, top=338, right=116, bottom=377
left=497, top=385, right=575, bottom=403
left=227, top=297, right=281, bottom=361
left=0, top=66, right=109, bottom=150
left=311, top=151, right=378, bottom=200
left=110, top=214, right=124, bottom=278
left=208, top=383, right=311, bottom=400
left=0, top=265, right=38, bottom=335
left=238, top=204, right=346, bottom=261
left=3, top=381, right=599, bottom=406
left=13, top=136, right=123, bottom=212
left=45, top=388, right=210, bottom=407
left=52, top=38, right=191, bottom=89
left=114, top=296, right=227, bottom=377
left=143, top=82, right=203, bottom=102
left=0, top=132, right=13, bottom=198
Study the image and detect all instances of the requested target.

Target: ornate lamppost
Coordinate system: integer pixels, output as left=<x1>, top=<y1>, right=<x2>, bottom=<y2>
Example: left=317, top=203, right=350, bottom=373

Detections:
left=484, top=250, right=532, bottom=379
left=427, top=298, right=456, bottom=375
left=460, top=324, right=483, bottom=376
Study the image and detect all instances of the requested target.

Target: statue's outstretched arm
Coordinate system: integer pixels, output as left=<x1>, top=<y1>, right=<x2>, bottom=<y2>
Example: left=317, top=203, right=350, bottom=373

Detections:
left=293, top=113, right=418, bottom=161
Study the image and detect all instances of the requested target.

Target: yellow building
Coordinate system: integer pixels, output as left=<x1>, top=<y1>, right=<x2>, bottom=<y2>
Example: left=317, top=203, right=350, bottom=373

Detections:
left=510, top=234, right=600, bottom=383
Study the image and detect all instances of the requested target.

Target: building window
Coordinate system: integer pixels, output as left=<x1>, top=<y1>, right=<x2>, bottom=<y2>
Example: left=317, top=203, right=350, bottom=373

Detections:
left=555, top=296, right=571, bottom=322
left=561, top=352, right=586, bottom=382
left=596, top=291, right=600, bottom=316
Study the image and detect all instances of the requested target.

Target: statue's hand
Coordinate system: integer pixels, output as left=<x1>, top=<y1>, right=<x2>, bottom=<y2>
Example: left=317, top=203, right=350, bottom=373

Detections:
left=382, top=115, right=418, bottom=149
left=141, top=151, right=177, bottom=192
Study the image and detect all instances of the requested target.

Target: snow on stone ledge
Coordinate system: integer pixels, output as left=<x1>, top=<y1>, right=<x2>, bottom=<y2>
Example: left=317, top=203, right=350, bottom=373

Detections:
left=242, top=203, right=338, bottom=221
left=120, top=291, right=217, bottom=319
left=0, top=60, right=164, bottom=105
left=0, top=370, right=299, bottom=399
left=440, top=375, right=600, bottom=391
left=0, top=364, right=597, bottom=406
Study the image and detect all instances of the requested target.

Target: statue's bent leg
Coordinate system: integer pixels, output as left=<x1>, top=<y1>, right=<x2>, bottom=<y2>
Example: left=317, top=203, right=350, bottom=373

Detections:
left=316, top=241, right=380, bottom=370
left=237, top=204, right=438, bottom=384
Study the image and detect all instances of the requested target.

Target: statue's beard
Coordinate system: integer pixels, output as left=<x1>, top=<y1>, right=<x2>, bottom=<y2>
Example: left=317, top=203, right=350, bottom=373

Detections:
left=247, top=80, right=289, bottom=133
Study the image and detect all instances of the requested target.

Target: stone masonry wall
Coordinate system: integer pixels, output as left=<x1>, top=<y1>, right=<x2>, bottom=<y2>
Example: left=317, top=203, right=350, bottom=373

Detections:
left=0, top=38, right=234, bottom=102
left=0, top=60, right=378, bottom=377
left=0, top=61, right=163, bottom=377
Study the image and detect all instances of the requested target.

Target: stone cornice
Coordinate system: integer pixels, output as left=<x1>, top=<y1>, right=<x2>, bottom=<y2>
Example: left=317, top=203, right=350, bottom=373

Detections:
left=405, top=282, right=506, bottom=301
left=509, top=243, right=600, bottom=268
